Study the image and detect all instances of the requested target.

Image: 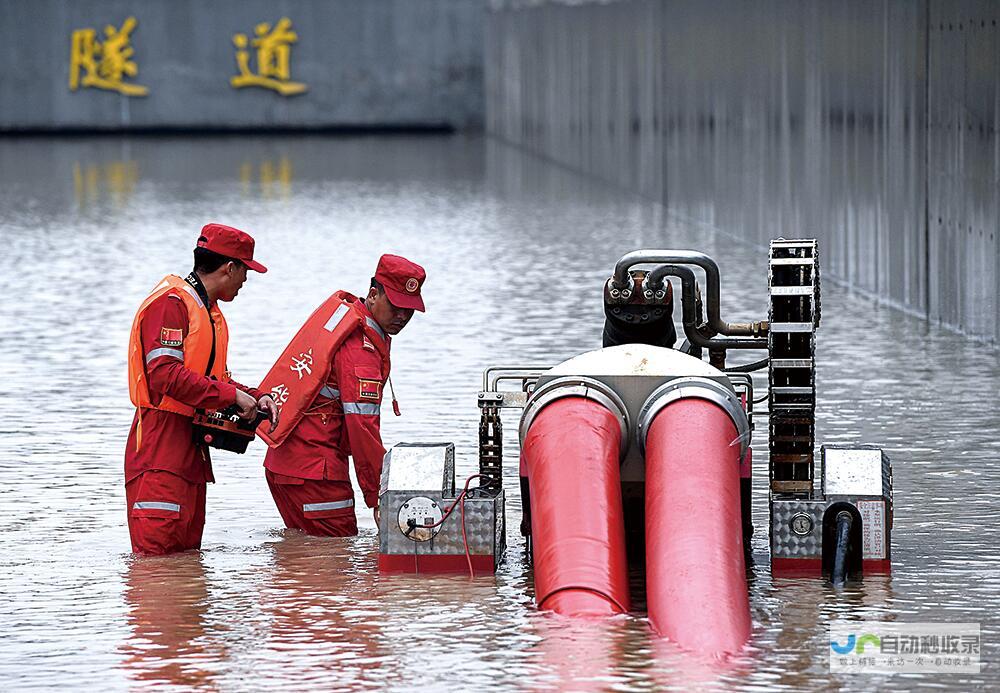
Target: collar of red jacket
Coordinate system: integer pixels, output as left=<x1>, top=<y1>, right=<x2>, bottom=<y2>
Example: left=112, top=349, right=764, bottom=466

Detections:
left=353, top=296, right=390, bottom=345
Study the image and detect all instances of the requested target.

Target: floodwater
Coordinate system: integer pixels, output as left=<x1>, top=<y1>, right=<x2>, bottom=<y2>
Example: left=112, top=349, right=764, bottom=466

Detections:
left=0, top=133, right=997, bottom=690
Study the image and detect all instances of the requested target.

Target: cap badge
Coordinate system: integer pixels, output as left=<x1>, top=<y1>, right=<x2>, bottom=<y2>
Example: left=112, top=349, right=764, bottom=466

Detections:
left=405, top=278, right=419, bottom=293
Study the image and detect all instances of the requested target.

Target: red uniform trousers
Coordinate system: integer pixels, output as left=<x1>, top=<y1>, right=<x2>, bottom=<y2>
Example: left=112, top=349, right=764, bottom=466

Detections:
left=126, top=469, right=207, bottom=554
left=265, top=470, right=357, bottom=536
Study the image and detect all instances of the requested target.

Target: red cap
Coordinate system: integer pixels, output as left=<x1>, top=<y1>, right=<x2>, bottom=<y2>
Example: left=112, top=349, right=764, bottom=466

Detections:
left=374, top=254, right=426, bottom=312
left=196, top=223, right=267, bottom=273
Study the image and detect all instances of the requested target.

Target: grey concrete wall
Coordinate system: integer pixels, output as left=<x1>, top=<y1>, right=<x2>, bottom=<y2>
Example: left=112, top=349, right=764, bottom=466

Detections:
left=0, top=0, right=485, bottom=130
left=486, top=0, right=1000, bottom=343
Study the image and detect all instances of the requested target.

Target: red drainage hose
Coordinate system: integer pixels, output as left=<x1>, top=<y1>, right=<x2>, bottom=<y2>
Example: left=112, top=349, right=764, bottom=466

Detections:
left=521, top=397, right=630, bottom=617
left=644, top=397, right=751, bottom=654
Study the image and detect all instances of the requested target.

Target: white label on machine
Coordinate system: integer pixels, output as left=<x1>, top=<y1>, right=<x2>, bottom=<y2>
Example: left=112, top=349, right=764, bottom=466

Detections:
left=856, top=500, right=885, bottom=559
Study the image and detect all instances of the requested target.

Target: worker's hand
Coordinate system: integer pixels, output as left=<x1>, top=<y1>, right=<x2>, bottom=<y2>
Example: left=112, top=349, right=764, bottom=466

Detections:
left=257, top=395, right=280, bottom=432
left=373, top=505, right=381, bottom=530
left=234, top=389, right=258, bottom=420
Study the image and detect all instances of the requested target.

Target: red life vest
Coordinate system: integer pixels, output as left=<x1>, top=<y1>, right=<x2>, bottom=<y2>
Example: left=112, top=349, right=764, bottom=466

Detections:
left=258, top=291, right=389, bottom=447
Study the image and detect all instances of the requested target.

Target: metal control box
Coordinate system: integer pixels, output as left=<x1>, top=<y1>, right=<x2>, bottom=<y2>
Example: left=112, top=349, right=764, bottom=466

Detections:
left=377, top=442, right=505, bottom=575
left=771, top=444, right=892, bottom=576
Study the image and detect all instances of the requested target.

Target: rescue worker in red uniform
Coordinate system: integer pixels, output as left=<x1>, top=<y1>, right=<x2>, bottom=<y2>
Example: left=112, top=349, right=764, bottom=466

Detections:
left=260, top=255, right=426, bottom=536
left=125, top=223, right=279, bottom=555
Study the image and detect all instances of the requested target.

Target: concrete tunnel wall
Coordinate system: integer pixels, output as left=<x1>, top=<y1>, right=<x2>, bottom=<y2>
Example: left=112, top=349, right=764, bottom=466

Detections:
left=0, top=0, right=485, bottom=131
left=486, top=0, right=1000, bottom=344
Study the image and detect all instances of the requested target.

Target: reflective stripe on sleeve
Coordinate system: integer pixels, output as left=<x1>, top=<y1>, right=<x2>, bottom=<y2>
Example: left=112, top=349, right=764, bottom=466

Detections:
left=303, top=499, right=354, bottom=512
left=145, top=347, right=184, bottom=363
left=182, top=284, right=205, bottom=309
left=133, top=501, right=181, bottom=512
left=318, top=386, right=340, bottom=400
left=343, top=402, right=380, bottom=416
left=365, top=316, right=385, bottom=340
left=323, top=304, right=350, bottom=332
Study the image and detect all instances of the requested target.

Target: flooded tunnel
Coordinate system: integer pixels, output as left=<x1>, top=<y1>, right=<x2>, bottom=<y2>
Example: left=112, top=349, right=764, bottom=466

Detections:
left=0, top=0, right=998, bottom=689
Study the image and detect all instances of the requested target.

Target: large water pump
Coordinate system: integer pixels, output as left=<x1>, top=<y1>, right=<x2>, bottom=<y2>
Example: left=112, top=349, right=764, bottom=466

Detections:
left=377, top=240, right=892, bottom=655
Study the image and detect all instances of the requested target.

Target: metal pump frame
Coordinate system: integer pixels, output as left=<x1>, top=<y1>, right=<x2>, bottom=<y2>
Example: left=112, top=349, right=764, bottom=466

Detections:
left=477, top=241, right=821, bottom=500
left=475, top=366, right=756, bottom=489
left=609, top=250, right=769, bottom=351
left=605, top=241, right=821, bottom=498
left=382, top=240, right=891, bottom=581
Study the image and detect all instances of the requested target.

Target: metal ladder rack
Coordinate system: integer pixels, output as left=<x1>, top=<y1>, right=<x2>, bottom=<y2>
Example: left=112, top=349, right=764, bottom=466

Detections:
left=767, top=239, right=820, bottom=496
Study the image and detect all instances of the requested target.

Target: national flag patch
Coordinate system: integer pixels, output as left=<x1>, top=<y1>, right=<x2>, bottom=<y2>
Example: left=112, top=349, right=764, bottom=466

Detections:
left=358, top=379, right=381, bottom=401
left=160, top=327, right=183, bottom=347
left=362, top=335, right=376, bottom=352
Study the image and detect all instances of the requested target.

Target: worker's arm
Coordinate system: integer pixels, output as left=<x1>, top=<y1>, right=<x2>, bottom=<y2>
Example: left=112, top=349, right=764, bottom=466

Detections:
left=142, top=295, right=241, bottom=410
left=232, top=378, right=277, bottom=430
left=228, top=373, right=277, bottom=428
left=231, top=380, right=265, bottom=400
left=334, top=337, right=387, bottom=509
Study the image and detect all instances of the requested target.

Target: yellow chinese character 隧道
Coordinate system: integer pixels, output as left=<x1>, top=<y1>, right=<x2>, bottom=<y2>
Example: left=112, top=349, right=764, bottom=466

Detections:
left=230, top=17, right=308, bottom=96
left=69, top=16, right=148, bottom=97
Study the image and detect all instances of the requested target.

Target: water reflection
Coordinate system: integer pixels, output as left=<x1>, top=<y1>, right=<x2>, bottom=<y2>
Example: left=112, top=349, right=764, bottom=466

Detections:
left=260, top=533, right=386, bottom=687
left=121, top=555, right=223, bottom=689
left=646, top=638, right=755, bottom=691
left=73, top=160, right=139, bottom=208
left=239, top=156, right=293, bottom=199
left=527, top=617, right=630, bottom=691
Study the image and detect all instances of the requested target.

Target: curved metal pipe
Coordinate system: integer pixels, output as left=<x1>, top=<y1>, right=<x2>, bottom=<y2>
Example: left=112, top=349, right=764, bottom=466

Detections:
left=613, top=250, right=765, bottom=343
left=520, top=377, right=630, bottom=456
left=482, top=366, right=551, bottom=391
left=649, top=264, right=767, bottom=350
left=613, top=250, right=727, bottom=334
left=831, top=511, right=854, bottom=587
left=650, top=264, right=703, bottom=337
left=637, top=377, right=751, bottom=458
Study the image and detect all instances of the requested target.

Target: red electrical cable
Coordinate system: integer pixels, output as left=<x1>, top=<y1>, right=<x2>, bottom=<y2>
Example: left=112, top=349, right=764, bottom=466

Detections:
left=408, top=473, right=485, bottom=579
left=460, top=487, right=473, bottom=578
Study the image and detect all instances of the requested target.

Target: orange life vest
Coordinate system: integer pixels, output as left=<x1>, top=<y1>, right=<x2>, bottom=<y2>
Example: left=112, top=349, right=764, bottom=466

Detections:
left=127, top=275, right=230, bottom=418
left=257, top=291, right=389, bottom=448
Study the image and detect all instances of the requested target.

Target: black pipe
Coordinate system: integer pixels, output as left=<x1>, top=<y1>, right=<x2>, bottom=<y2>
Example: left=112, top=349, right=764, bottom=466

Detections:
left=650, top=265, right=702, bottom=335
left=725, top=357, right=770, bottom=373
left=520, top=476, right=533, bottom=561
left=614, top=250, right=766, bottom=342
left=740, top=477, right=753, bottom=554
left=614, top=250, right=731, bottom=333
left=831, top=511, right=854, bottom=587
left=649, top=265, right=767, bottom=350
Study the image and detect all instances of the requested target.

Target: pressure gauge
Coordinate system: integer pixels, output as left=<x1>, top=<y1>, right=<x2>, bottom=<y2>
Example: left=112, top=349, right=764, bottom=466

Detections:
left=397, top=496, right=443, bottom=542
left=790, top=513, right=813, bottom=536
